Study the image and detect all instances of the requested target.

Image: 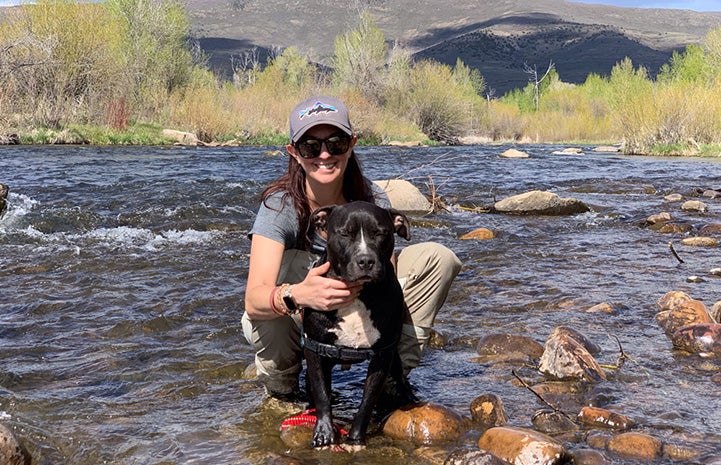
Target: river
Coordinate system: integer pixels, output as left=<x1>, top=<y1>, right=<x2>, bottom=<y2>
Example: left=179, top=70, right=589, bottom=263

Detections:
left=1, top=144, right=720, bottom=464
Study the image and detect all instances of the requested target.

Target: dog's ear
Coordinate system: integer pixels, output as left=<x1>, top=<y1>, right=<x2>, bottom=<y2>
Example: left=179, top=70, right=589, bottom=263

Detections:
left=389, top=208, right=411, bottom=240
left=311, top=205, right=335, bottom=240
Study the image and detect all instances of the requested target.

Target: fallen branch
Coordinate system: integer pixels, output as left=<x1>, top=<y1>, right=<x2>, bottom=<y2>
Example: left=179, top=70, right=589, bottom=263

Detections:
left=599, top=335, right=635, bottom=370
left=456, top=204, right=491, bottom=213
left=511, top=370, right=573, bottom=420
left=668, top=242, right=684, bottom=264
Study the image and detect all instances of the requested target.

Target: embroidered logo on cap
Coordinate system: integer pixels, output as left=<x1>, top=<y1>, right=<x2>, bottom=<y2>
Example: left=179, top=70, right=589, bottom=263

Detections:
left=299, top=101, right=338, bottom=119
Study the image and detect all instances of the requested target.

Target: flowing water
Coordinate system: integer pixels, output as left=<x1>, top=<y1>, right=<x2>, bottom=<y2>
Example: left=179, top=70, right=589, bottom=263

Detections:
left=1, top=145, right=720, bottom=464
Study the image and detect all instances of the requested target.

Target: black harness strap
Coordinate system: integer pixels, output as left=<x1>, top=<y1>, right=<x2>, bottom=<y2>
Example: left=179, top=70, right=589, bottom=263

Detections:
left=303, top=336, right=397, bottom=363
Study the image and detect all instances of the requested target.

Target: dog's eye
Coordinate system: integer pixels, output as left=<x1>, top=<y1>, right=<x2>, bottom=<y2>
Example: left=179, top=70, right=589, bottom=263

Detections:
left=337, top=228, right=350, bottom=237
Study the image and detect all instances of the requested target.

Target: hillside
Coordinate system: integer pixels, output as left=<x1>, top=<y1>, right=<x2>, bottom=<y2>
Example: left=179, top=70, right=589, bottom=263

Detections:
left=188, top=0, right=721, bottom=95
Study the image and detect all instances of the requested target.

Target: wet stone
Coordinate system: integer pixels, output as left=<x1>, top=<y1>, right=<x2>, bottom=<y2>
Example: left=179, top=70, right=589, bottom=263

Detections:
left=662, top=442, right=702, bottom=461
left=585, top=430, right=613, bottom=449
left=585, top=302, right=616, bottom=315
left=475, top=333, right=544, bottom=359
left=0, top=424, right=31, bottom=465
left=607, top=432, right=662, bottom=461
left=656, top=298, right=712, bottom=336
left=460, top=228, right=495, bottom=240
left=383, top=402, right=466, bottom=445
left=712, top=301, right=721, bottom=323
left=681, top=200, right=708, bottom=212
left=539, top=327, right=606, bottom=382
left=444, top=448, right=510, bottom=465
left=700, top=223, right=721, bottom=236
left=672, top=323, right=721, bottom=356
left=551, top=326, right=602, bottom=355
left=646, top=211, right=672, bottom=224
left=681, top=236, right=719, bottom=247
left=531, top=409, right=579, bottom=434
left=664, top=193, right=683, bottom=202
left=569, top=448, right=611, bottom=465
left=477, top=426, right=569, bottom=465
left=577, top=406, right=635, bottom=430
left=469, top=393, right=508, bottom=430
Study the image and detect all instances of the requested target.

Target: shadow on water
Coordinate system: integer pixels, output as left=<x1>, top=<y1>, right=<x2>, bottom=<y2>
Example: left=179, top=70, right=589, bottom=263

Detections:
left=1, top=145, right=720, bottom=464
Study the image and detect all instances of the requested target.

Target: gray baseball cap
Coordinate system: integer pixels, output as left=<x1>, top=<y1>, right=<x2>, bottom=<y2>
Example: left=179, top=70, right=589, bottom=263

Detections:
left=289, top=95, right=353, bottom=144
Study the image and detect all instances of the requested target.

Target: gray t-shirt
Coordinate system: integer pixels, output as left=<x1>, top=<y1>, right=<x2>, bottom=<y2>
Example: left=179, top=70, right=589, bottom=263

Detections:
left=248, top=180, right=391, bottom=284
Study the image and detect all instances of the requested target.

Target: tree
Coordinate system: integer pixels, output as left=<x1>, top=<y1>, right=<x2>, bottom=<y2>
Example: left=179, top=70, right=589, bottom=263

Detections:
left=331, top=11, right=387, bottom=101
left=524, top=61, right=555, bottom=111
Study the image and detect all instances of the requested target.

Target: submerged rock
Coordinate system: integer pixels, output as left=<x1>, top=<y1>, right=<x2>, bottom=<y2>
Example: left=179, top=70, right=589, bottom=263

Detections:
left=493, top=190, right=590, bottom=216
left=460, top=228, right=495, bottom=240
left=476, top=333, right=544, bottom=360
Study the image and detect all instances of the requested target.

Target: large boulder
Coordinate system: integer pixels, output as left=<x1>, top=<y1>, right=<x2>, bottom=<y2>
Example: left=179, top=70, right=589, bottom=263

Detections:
left=493, top=191, right=590, bottom=216
left=374, top=179, right=433, bottom=215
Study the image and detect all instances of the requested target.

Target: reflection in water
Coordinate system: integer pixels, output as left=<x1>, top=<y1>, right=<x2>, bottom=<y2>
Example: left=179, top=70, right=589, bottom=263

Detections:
left=1, top=145, right=720, bottom=464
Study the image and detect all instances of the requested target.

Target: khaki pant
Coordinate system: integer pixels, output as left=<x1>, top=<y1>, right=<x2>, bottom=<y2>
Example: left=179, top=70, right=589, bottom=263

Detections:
left=241, top=242, right=462, bottom=396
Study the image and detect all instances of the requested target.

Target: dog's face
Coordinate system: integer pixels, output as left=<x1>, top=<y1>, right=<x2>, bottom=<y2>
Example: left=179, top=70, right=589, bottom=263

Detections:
left=312, top=201, right=410, bottom=283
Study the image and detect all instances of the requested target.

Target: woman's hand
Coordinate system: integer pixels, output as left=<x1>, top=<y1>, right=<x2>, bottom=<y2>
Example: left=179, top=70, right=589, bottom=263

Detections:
left=293, top=262, right=364, bottom=311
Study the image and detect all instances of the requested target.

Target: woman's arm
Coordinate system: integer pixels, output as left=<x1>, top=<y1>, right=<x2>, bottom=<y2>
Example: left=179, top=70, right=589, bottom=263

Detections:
left=244, top=234, right=286, bottom=320
left=244, top=235, right=363, bottom=320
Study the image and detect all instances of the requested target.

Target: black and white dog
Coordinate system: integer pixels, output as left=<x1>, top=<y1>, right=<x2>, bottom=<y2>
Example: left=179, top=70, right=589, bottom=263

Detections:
left=304, top=201, right=417, bottom=450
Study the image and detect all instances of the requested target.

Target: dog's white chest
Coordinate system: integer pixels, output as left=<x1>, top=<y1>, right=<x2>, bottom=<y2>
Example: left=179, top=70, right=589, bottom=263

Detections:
left=330, top=299, right=380, bottom=348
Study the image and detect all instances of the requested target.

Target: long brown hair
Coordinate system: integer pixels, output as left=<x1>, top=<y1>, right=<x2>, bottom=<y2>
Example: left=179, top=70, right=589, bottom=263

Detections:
left=261, top=150, right=373, bottom=248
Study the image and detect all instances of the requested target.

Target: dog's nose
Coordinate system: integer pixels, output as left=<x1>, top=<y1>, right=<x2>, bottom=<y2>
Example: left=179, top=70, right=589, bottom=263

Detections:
left=355, top=254, right=376, bottom=271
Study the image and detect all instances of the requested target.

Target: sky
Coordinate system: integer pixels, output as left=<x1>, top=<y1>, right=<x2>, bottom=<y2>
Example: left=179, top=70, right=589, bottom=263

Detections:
left=569, top=0, right=721, bottom=12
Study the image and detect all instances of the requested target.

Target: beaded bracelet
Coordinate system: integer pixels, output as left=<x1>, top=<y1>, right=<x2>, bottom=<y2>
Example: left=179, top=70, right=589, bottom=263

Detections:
left=269, top=286, right=285, bottom=316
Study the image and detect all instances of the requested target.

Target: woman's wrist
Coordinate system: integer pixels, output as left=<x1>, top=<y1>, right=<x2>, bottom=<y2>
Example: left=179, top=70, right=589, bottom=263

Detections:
left=269, top=283, right=301, bottom=317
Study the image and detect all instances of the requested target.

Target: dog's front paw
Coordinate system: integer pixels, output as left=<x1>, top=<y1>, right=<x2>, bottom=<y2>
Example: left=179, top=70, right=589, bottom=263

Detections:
left=312, top=420, right=338, bottom=449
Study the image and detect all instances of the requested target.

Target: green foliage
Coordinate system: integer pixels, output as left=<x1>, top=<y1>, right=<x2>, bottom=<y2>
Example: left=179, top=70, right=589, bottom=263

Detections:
left=658, top=45, right=712, bottom=84
left=331, top=11, right=388, bottom=101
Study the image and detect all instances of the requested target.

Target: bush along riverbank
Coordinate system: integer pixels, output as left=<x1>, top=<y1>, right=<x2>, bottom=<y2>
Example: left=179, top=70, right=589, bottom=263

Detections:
left=2, top=2, right=721, bottom=155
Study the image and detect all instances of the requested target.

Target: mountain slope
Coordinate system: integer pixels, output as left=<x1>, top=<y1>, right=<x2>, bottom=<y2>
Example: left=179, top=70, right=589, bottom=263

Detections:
left=188, top=0, right=721, bottom=94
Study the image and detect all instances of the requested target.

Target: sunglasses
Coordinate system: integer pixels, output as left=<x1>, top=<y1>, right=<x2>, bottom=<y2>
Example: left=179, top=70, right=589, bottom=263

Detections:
left=295, top=133, right=352, bottom=159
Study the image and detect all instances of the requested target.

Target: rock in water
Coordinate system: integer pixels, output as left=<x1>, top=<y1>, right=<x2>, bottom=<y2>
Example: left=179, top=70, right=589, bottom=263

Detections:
left=493, top=190, right=590, bottom=215
left=0, top=183, right=8, bottom=219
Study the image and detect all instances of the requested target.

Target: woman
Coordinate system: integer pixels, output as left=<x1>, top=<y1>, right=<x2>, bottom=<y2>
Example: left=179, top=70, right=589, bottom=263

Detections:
left=242, top=95, right=461, bottom=399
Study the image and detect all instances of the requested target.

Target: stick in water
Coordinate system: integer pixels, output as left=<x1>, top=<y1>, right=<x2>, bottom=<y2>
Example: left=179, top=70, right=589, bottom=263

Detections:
left=668, top=242, right=684, bottom=264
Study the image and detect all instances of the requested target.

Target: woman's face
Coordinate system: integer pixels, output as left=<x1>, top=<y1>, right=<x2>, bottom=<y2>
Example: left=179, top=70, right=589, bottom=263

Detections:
left=288, top=124, right=357, bottom=187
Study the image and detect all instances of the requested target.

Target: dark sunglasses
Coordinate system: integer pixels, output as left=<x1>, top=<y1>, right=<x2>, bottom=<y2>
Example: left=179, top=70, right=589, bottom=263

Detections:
left=295, top=133, right=352, bottom=159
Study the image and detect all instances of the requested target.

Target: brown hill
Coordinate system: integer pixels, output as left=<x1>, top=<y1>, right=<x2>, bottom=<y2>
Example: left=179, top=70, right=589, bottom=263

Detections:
left=190, top=0, right=719, bottom=94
